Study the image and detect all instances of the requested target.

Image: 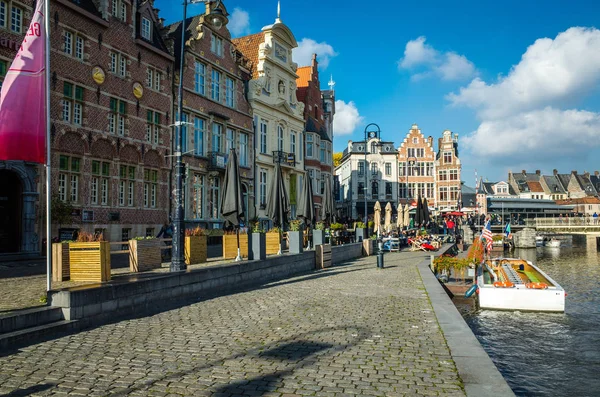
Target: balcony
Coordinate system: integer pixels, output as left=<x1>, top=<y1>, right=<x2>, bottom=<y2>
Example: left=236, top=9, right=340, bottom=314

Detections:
left=272, top=151, right=296, bottom=167
left=208, top=152, right=227, bottom=171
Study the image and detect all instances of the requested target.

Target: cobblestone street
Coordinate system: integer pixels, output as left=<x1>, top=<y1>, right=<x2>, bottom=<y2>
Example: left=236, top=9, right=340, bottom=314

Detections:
left=0, top=252, right=466, bottom=396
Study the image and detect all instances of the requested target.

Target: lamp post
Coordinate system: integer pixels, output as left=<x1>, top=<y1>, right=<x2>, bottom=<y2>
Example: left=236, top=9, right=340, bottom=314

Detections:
left=363, top=123, right=380, bottom=229
left=172, top=0, right=226, bottom=272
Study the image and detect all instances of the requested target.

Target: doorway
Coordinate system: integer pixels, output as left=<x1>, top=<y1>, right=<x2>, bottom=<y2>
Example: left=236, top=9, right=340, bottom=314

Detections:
left=0, top=170, right=22, bottom=253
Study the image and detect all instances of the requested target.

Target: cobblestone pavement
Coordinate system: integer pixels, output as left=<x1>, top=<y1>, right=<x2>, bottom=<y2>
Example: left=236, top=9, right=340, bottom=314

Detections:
left=0, top=252, right=466, bottom=396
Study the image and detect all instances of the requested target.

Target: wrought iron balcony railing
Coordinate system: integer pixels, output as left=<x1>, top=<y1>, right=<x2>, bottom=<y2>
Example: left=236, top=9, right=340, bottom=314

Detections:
left=208, top=152, right=227, bottom=171
left=272, top=151, right=296, bottom=166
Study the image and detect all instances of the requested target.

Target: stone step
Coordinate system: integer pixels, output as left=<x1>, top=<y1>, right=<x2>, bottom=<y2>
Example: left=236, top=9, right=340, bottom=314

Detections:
left=0, top=306, right=63, bottom=334
left=0, top=320, right=78, bottom=351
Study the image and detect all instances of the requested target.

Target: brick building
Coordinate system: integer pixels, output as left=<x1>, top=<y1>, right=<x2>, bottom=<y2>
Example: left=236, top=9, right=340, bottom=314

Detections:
left=165, top=2, right=254, bottom=228
left=296, top=54, right=334, bottom=218
left=397, top=124, right=436, bottom=207
left=233, top=10, right=305, bottom=224
left=435, top=130, right=461, bottom=210
left=0, top=0, right=175, bottom=255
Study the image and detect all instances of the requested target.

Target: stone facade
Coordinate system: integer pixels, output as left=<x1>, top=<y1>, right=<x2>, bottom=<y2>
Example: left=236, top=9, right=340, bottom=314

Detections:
left=397, top=124, right=436, bottom=207
left=435, top=130, right=461, bottom=210
left=165, top=2, right=254, bottom=228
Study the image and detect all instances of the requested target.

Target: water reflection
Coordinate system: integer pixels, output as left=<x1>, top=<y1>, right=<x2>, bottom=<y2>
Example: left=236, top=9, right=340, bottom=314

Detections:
left=465, top=235, right=600, bottom=396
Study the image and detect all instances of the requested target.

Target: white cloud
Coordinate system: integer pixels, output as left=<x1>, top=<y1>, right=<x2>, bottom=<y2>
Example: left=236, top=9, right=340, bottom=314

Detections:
left=448, top=27, right=600, bottom=118
left=333, top=100, right=363, bottom=135
left=398, top=36, right=476, bottom=81
left=451, top=27, right=600, bottom=164
left=228, top=7, right=250, bottom=37
left=293, top=38, right=338, bottom=69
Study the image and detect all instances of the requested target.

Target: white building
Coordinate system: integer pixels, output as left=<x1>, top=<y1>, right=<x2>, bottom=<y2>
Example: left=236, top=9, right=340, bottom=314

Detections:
left=336, top=135, right=398, bottom=220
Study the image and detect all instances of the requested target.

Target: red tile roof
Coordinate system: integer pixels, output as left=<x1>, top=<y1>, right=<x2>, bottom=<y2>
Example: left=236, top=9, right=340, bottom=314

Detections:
left=527, top=181, right=544, bottom=192
left=296, top=66, right=312, bottom=87
left=231, top=32, right=264, bottom=79
left=556, top=197, right=600, bottom=205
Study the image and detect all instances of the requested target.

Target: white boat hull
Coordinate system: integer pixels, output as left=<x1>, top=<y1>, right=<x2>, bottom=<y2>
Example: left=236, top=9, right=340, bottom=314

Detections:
left=477, top=259, right=565, bottom=312
left=545, top=240, right=561, bottom=248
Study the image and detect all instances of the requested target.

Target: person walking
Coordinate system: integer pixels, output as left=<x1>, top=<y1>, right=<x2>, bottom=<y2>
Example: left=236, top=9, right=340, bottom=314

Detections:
left=447, top=217, right=455, bottom=236
left=593, top=212, right=598, bottom=225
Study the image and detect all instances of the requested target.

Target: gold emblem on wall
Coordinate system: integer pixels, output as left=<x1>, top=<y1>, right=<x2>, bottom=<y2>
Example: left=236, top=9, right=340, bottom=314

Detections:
left=92, top=66, right=105, bottom=85
left=133, top=82, right=143, bottom=99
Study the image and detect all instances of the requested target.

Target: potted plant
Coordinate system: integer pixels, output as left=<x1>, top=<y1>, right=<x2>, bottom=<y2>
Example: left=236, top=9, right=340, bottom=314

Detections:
left=129, top=236, right=161, bottom=272
left=313, top=221, right=325, bottom=247
left=266, top=226, right=282, bottom=255
left=491, top=234, right=504, bottom=252
left=69, top=231, right=111, bottom=282
left=184, top=226, right=208, bottom=265
left=288, top=220, right=303, bottom=254
left=330, top=223, right=344, bottom=246
left=249, top=222, right=266, bottom=260
left=355, top=221, right=366, bottom=242
left=222, top=229, right=248, bottom=260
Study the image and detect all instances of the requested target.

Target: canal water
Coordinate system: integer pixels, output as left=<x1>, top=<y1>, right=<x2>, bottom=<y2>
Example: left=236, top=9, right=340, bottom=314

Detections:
left=464, top=235, right=600, bottom=396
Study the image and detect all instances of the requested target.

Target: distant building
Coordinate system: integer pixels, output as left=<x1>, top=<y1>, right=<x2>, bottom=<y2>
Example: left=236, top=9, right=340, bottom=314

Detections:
left=435, top=130, right=461, bottom=210
left=397, top=124, right=436, bottom=206
left=556, top=197, right=600, bottom=216
left=552, top=170, right=597, bottom=199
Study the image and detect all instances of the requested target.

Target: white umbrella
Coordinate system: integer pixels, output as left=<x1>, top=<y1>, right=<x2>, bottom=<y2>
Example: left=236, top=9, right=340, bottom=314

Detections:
left=384, top=202, right=392, bottom=233
left=396, top=203, right=404, bottom=229
left=403, top=204, right=410, bottom=228
left=373, top=201, right=382, bottom=235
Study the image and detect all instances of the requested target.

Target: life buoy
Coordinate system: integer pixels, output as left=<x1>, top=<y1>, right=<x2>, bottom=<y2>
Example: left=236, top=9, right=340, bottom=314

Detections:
left=525, top=282, right=548, bottom=289
left=493, top=281, right=515, bottom=288
left=465, top=284, right=478, bottom=298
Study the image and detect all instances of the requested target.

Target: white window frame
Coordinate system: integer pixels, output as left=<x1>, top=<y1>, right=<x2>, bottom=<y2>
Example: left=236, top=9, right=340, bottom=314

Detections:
left=141, top=17, right=152, bottom=40
left=212, top=123, right=222, bottom=152
left=211, top=69, right=221, bottom=101
left=277, top=125, right=284, bottom=151
left=211, top=33, right=223, bottom=56
left=194, top=61, right=205, bottom=95
left=260, top=120, right=268, bottom=154
left=225, top=77, right=235, bottom=107
left=10, top=3, right=21, bottom=33
left=193, top=117, right=204, bottom=156
left=239, top=132, right=248, bottom=166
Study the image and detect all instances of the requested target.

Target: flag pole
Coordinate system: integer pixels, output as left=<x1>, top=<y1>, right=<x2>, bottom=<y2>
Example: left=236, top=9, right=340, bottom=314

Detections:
left=45, top=0, right=52, bottom=292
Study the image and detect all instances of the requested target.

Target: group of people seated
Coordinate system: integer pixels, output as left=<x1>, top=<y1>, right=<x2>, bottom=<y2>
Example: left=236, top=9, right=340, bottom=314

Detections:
left=407, top=232, right=442, bottom=251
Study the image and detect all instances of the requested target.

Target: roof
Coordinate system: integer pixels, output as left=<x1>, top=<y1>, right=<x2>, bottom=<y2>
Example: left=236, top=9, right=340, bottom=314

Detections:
left=576, top=174, right=597, bottom=196
left=556, top=174, right=572, bottom=190
left=488, top=198, right=572, bottom=210
left=590, top=175, right=600, bottom=191
left=480, top=180, right=517, bottom=196
left=556, top=197, right=600, bottom=205
left=542, top=175, right=566, bottom=194
left=296, top=66, right=312, bottom=87
left=527, top=181, right=544, bottom=192
left=231, top=32, right=264, bottom=79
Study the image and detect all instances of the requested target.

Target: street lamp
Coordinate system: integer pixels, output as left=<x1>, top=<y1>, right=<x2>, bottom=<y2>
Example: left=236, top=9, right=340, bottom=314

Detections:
left=172, top=0, right=227, bottom=272
left=363, top=123, right=380, bottom=229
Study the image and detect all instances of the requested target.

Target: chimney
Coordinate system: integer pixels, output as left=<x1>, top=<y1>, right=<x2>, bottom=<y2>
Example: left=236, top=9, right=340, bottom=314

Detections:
left=428, top=137, right=433, bottom=146
left=553, top=169, right=558, bottom=176
left=584, top=171, right=590, bottom=178
left=535, top=170, right=540, bottom=175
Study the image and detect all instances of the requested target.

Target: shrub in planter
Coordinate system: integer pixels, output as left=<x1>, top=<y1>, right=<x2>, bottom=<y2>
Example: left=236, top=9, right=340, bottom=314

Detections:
left=129, top=236, right=161, bottom=272
left=69, top=231, right=110, bottom=282
left=288, top=220, right=303, bottom=254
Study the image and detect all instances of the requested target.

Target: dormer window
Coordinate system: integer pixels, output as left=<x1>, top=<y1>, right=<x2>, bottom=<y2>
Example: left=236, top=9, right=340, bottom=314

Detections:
left=112, top=0, right=127, bottom=22
left=141, top=17, right=152, bottom=40
left=211, top=33, right=223, bottom=57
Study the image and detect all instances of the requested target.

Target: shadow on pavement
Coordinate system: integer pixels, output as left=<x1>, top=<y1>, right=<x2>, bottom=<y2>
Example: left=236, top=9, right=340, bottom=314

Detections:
left=0, top=383, right=55, bottom=397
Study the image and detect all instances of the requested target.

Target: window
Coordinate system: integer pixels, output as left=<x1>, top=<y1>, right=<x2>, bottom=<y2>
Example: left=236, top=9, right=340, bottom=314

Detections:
left=143, top=169, right=158, bottom=208
left=386, top=182, right=392, bottom=197
left=110, top=51, right=127, bottom=77
left=412, top=137, right=418, bottom=144
left=64, top=31, right=85, bottom=60
left=226, top=128, right=235, bottom=153
left=439, top=186, right=448, bottom=201
left=192, top=174, right=204, bottom=219
left=211, top=33, right=223, bottom=56
left=358, top=161, right=364, bottom=176
left=385, top=163, right=391, bottom=175
left=0, top=60, right=7, bottom=90
left=146, top=67, right=161, bottom=91
left=141, top=17, right=152, bottom=40
left=320, top=175, right=325, bottom=195
left=209, top=177, right=220, bottom=218
left=358, top=182, right=365, bottom=197
left=277, top=125, right=284, bottom=151
left=91, top=161, right=110, bottom=205
left=450, top=186, right=460, bottom=201
left=146, top=110, right=160, bottom=144
left=239, top=133, right=248, bottom=166
left=371, top=181, right=379, bottom=197
left=63, top=31, right=72, bottom=55
left=407, top=148, right=425, bottom=158
left=290, top=132, right=296, bottom=156
left=371, top=142, right=378, bottom=154
left=0, top=2, right=5, bottom=29
left=444, top=151, right=452, bottom=163
left=112, top=0, right=127, bottom=21
left=211, top=123, right=222, bottom=152
left=211, top=69, right=221, bottom=101
left=259, top=169, right=267, bottom=207
left=119, top=165, right=135, bottom=207
left=9, top=3, right=21, bottom=33
left=109, top=98, right=127, bottom=135
left=193, top=117, right=204, bottom=156
left=438, top=170, right=447, bottom=181
left=63, top=82, right=84, bottom=125
left=371, top=162, right=378, bottom=175
left=260, top=120, right=268, bottom=154
left=449, top=169, right=458, bottom=180
left=194, top=61, right=205, bottom=95
left=320, top=145, right=325, bottom=163
left=306, top=134, right=313, bottom=158
left=58, top=155, right=81, bottom=203
left=226, top=77, right=235, bottom=107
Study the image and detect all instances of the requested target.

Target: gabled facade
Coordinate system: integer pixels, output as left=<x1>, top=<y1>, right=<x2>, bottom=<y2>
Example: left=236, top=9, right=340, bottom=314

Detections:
left=336, top=136, right=398, bottom=220
left=166, top=2, right=254, bottom=227
left=233, top=10, right=305, bottom=220
left=296, top=54, right=334, bottom=218
left=540, top=174, right=567, bottom=201
left=435, top=130, right=461, bottom=210
left=398, top=124, right=436, bottom=206
left=554, top=170, right=598, bottom=199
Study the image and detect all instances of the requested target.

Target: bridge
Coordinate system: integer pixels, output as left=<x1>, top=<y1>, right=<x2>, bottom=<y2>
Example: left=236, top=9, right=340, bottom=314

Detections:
left=532, top=218, right=600, bottom=234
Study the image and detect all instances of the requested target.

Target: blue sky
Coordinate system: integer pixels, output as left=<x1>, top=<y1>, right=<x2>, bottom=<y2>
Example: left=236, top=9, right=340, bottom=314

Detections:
left=155, top=0, right=600, bottom=185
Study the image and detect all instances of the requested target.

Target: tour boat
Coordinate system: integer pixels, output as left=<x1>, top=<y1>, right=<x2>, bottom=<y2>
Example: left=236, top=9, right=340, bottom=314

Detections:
left=477, top=257, right=565, bottom=312
left=535, top=235, right=544, bottom=247
left=545, top=238, right=561, bottom=248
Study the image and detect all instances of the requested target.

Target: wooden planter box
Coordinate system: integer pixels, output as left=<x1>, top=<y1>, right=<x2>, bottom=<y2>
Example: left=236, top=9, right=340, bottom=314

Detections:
left=129, top=239, right=162, bottom=272
left=52, top=242, right=70, bottom=281
left=185, top=235, right=208, bottom=265
left=69, top=242, right=111, bottom=282
left=362, top=239, right=376, bottom=256
left=222, top=233, right=248, bottom=259
left=266, top=232, right=281, bottom=255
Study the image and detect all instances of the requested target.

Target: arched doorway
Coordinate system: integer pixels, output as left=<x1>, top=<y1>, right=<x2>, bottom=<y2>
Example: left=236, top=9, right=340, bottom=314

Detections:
left=0, top=170, right=22, bottom=253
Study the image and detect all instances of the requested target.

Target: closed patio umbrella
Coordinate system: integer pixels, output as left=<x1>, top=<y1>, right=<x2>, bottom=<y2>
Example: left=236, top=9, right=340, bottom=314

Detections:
left=422, top=197, right=431, bottom=225
left=297, top=171, right=315, bottom=249
left=396, top=203, right=404, bottom=229
left=403, top=203, right=410, bottom=228
left=320, top=175, right=335, bottom=225
left=373, top=201, right=382, bottom=235
left=384, top=202, right=392, bottom=233
left=415, top=196, right=423, bottom=227
left=266, top=163, right=289, bottom=255
left=220, top=148, right=244, bottom=261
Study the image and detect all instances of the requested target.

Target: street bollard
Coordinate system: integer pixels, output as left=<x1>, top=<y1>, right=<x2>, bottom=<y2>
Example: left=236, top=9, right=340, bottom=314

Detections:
left=377, top=240, right=384, bottom=268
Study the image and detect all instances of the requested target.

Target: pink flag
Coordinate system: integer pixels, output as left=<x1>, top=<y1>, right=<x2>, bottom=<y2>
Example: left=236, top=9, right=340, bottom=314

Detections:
left=0, top=0, right=46, bottom=163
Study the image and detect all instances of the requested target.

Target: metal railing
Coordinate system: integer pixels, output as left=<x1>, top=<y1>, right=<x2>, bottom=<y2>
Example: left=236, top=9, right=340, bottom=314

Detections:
left=208, top=152, right=227, bottom=170
left=535, top=217, right=600, bottom=228
left=272, top=151, right=296, bottom=166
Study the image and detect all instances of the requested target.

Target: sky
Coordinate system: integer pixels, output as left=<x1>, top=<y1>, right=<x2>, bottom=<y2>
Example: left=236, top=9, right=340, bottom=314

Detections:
left=155, top=0, right=600, bottom=185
